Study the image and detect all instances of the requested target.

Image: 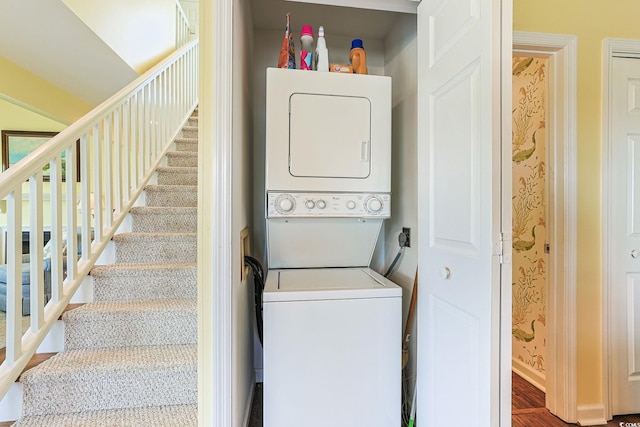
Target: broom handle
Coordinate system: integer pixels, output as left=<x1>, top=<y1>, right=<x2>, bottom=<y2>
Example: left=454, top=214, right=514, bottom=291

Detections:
left=402, top=270, right=418, bottom=350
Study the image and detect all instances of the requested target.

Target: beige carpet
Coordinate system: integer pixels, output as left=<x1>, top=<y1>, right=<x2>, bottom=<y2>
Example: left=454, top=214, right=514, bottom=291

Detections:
left=13, top=109, right=199, bottom=426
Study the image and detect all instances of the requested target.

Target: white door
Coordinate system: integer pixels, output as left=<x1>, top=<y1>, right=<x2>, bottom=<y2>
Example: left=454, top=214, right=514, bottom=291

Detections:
left=610, top=56, right=640, bottom=415
left=416, top=0, right=511, bottom=425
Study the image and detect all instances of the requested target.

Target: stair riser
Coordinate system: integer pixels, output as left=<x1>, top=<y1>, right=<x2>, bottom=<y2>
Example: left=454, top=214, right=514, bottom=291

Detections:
left=92, top=267, right=197, bottom=301
left=167, top=153, right=198, bottom=167
left=22, top=365, right=196, bottom=416
left=174, top=139, right=198, bottom=152
left=145, top=187, right=197, bottom=208
left=94, top=277, right=198, bottom=301
left=131, top=211, right=197, bottom=233
left=14, top=404, right=198, bottom=426
left=181, top=127, right=197, bottom=138
left=64, top=309, right=196, bottom=350
left=187, top=117, right=198, bottom=126
left=114, top=236, right=197, bottom=264
left=156, top=169, right=197, bottom=186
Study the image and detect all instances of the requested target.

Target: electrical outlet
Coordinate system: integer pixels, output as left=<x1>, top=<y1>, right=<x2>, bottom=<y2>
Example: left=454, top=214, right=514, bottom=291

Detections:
left=401, top=227, right=411, bottom=248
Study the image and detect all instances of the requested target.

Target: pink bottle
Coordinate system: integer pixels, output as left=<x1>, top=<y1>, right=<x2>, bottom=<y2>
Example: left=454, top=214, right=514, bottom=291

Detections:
left=300, top=25, right=314, bottom=70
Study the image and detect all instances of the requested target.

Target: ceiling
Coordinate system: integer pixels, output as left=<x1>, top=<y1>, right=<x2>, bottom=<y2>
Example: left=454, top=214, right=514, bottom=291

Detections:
left=250, top=0, right=410, bottom=41
left=0, top=0, right=138, bottom=107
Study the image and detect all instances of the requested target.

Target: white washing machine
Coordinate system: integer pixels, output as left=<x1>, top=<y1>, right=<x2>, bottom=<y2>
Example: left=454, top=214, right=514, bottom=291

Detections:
left=263, top=68, right=401, bottom=426
left=263, top=268, right=401, bottom=427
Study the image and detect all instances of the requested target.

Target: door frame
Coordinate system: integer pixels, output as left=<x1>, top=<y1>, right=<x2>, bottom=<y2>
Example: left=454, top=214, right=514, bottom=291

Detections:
left=513, top=31, right=578, bottom=423
left=602, top=37, right=640, bottom=422
left=199, top=0, right=234, bottom=425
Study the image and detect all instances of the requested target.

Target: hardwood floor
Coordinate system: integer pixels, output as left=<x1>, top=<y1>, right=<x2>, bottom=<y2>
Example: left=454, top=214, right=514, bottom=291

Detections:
left=248, top=376, right=640, bottom=426
left=513, top=372, right=640, bottom=426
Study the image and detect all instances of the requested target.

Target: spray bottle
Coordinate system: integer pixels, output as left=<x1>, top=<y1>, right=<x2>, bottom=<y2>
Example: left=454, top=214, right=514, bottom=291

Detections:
left=315, top=26, right=329, bottom=72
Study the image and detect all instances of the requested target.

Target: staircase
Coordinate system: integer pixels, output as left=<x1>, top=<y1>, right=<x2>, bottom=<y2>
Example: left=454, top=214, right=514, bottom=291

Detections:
left=13, top=110, right=199, bottom=426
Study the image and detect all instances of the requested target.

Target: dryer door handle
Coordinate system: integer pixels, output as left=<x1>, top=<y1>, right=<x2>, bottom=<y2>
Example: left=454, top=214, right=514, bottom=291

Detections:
left=361, top=140, right=370, bottom=162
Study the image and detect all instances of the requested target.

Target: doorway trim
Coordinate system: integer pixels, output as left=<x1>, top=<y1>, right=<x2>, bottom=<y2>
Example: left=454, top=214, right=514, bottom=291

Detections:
left=602, top=37, right=640, bottom=422
left=513, top=31, right=578, bottom=423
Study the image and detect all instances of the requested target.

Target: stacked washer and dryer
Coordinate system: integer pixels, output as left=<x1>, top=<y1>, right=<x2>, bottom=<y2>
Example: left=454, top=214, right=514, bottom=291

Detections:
left=263, top=68, right=401, bottom=427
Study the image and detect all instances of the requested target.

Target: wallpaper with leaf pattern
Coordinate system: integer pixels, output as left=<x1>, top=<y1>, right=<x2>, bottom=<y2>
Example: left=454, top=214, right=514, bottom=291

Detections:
left=512, top=56, right=547, bottom=376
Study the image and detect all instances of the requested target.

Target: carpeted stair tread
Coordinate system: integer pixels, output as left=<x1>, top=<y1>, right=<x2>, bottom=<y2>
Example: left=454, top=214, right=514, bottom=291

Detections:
left=181, top=126, right=197, bottom=138
left=130, top=206, right=197, bottom=233
left=63, top=299, right=196, bottom=350
left=20, top=345, right=197, bottom=416
left=156, top=166, right=197, bottom=186
left=166, top=151, right=198, bottom=167
left=113, top=233, right=196, bottom=264
left=144, top=185, right=197, bottom=207
left=91, top=262, right=197, bottom=301
left=14, top=403, right=197, bottom=427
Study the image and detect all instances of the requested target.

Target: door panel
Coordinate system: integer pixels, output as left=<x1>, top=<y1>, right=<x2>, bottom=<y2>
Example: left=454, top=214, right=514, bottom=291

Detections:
left=417, top=0, right=507, bottom=425
left=611, top=56, right=640, bottom=415
left=628, top=274, right=640, bottom=380
left=431, top=60, right=481, bottom=255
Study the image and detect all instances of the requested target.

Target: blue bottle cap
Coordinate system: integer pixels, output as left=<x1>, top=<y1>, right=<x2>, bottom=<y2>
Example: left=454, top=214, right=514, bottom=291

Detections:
left=351, top=39, right=364, bottom=50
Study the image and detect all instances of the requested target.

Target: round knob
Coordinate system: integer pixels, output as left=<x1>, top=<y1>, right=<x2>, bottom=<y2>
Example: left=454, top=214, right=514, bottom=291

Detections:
left=632, top=249, right=640, bottom=259
left=305, top=200, right=316, bottom=209
left=317, top=200, right=327, bottom=209
left=440, top=267, right=451, bottom=280
left=275, top=194, right=295, bottom=214
left=366, top=196, right=383, bottom=213
left=346, top=200, right=357, bottom=210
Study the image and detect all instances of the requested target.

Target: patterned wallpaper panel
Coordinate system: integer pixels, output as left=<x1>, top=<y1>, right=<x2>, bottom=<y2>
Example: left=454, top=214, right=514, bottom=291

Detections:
left=512, top=56, right=547, bottom=376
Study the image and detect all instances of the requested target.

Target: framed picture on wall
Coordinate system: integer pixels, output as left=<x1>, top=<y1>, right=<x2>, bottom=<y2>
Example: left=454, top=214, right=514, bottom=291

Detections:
left=1, top=130, right=80, bottom=182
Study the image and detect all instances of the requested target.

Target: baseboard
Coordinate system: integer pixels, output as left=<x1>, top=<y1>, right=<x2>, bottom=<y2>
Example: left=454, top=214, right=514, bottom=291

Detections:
left=576, top=404, right=607, bottom=426
left=0, top=383, right=22, bottom=422
left=512, top=357, right=545, bottom=392
left=36, top=320, right=64, bottom=353
left=70, top=276, right=94, bottom=304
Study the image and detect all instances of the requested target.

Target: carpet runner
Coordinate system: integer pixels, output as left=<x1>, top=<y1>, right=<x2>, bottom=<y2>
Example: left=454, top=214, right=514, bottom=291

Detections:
left=14, top=109, right=199, bottom=426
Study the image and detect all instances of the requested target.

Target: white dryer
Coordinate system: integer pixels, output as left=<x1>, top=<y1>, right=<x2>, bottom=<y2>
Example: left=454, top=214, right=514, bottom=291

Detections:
left=263, top=68, right=400, bottom=427
left=265, top=67, right=391, bottom=193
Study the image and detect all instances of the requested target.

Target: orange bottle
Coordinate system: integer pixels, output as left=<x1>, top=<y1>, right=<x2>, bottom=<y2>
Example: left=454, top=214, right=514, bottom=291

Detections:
left=349, top=39, right=368, bottom=74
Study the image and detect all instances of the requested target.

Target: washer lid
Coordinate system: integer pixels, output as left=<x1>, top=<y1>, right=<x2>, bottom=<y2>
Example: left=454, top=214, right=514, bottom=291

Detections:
left=263, top=267, right=401, bottom=302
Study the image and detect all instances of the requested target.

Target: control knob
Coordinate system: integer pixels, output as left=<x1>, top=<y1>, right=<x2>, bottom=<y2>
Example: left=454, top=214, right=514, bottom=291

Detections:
left=346, top=200, right=357, bottom=210
left=305, top=199, right=316, bottom=209
left=317, top=200, right=327, bottom=209
left=275, top=194, right=295, bottom=214
left=365, top=196, right=384, bottom=214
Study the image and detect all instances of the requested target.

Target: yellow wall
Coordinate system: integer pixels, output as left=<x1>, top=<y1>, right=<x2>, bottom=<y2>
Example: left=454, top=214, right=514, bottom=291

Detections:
left=514, top=0, right=640, bottom=407
left=62, top=0, right=176, bottom=74
left=0, top=57, right=92, bottom=123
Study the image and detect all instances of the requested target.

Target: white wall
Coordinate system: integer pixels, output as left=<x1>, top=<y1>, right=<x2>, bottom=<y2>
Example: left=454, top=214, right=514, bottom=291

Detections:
left=61, top=0, right=176, bottom=73
left=233, top=0, right=256, bottom=425
left=378, top=11, right=419, bottom=411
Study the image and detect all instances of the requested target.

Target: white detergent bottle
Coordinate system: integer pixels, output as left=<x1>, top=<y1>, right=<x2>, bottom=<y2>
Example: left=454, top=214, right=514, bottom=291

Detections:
left=315, top=26, right=329, bottom=72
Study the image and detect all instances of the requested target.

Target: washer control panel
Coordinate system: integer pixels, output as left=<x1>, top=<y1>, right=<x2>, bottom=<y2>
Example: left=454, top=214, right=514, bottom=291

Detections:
left=267, top=192, right=391, bottom=218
